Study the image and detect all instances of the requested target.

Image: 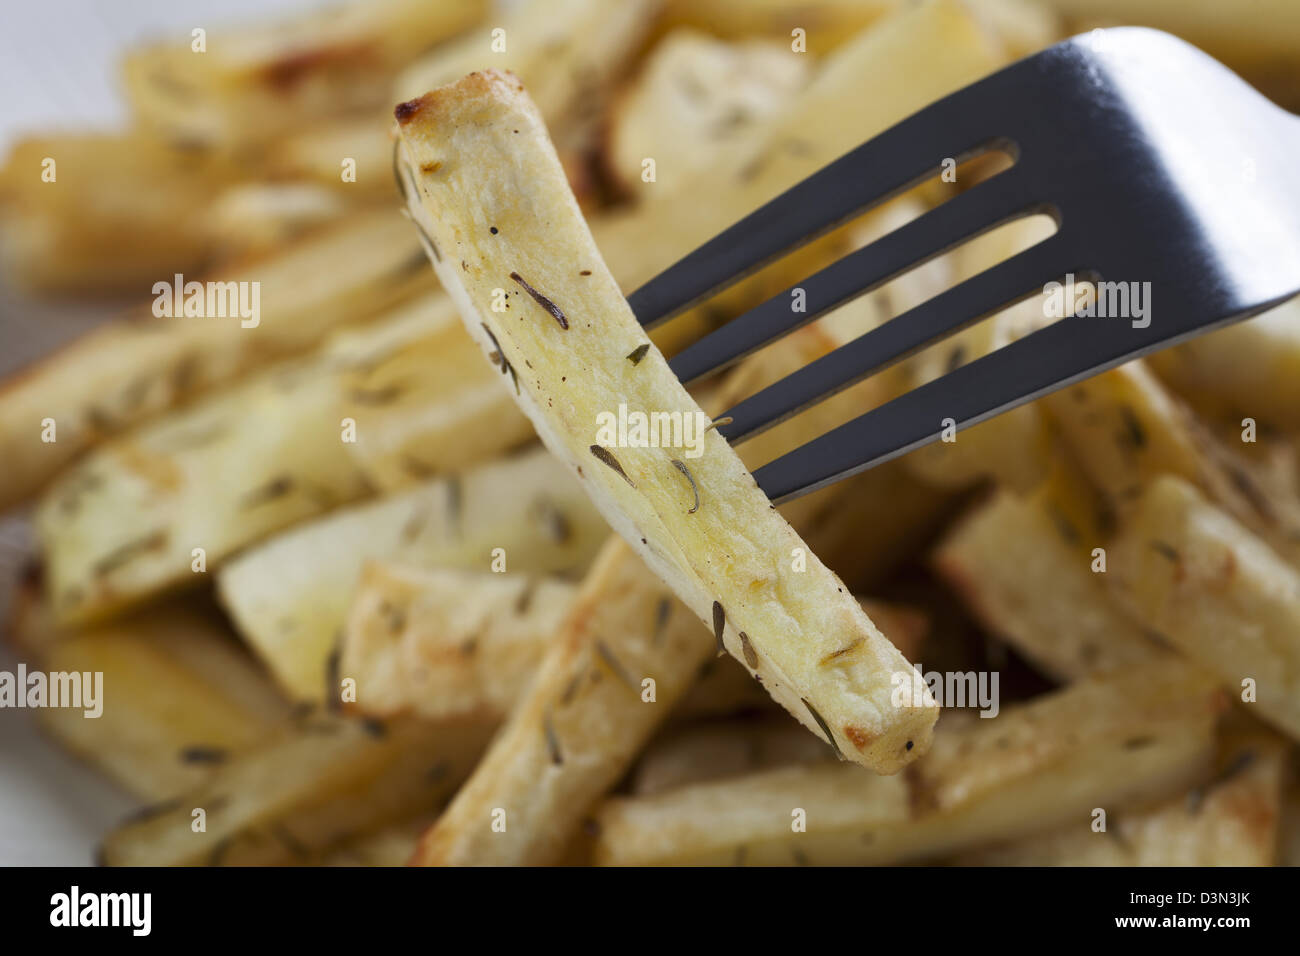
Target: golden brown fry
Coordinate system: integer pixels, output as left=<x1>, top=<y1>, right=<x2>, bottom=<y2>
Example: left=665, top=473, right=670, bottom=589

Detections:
left=395, top=70, right=935, bottom=773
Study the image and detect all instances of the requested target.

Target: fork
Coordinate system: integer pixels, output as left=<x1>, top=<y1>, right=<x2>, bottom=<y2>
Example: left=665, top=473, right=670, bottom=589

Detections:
left=627, top=27, right=1300, bottom=503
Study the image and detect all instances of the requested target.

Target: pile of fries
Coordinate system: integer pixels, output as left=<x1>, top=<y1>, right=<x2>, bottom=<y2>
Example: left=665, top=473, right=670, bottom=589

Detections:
left=2, top=0, right=1299, bottom=867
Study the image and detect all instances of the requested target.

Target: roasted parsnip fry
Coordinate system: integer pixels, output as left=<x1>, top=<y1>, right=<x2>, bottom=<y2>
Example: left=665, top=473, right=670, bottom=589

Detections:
left=1283, top=771, right=1300, bottom=867
left=605, top=30, right=809, bottom=196
left=631, top=716, right=843, bottom=798
left=410, top=538, right=711, bottom=865
left=203, top=182, right=352, bottom=259
left=218, top=448, right=609, bottom=701
left=333, top=303, right=536, bottom=490
left=660, top=0, right=898, bottom=53
left=395, top=0, right=661, bottom=158
left=99, top=714, right=493, bottom=866
left=1147, top=298, right=1300, bottom=431
left=11, top=593, right=292, bottom=801
left=593, top=661, right=1223, bottom=865
left=394, top=70, right=935, bottom=772
left=592, top=0, right=1010, bottom=311
left=35, top=359, right=373, bottom=626
left=934, top=481, right=1169, bottom=680
left=660, top=0, right=1059, bottom=58
left=270, top=0, right=661, bottom=203
left=342, top=563, right=576, bottom=722
left=0, top=134, right=234, bottom=292
left=1035, top=0, right=1300, bottom=66
left=343, top=553, right=919, bottom=727
left=321, top=816, right=435, bottom=866
left=954, top=733, right=1288, bottom=866
left=1043, top=358, right=1300, bottom=569
left=34, top=292, right=541, bottom=624
left=1108, top=476, right=1300, bottom=740
left=122, top=0, right=486, bottom=147
left=267, top=116, right=395, bottom=196
left=0, top=209, right=431, bottom=513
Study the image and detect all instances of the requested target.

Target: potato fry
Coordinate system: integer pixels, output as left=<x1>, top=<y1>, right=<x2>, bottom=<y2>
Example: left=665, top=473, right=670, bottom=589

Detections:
left=410, top=538, right=711, bottom=865
left=954, top=733, right=1288, bottom=866
left=593, top=661, right=1222, bottom=864
left=395, top=70, right=935, bottom=772
left=217, top=448, right=609, bottom=701
left=10, top=590, right=293, bottom=801
left=122, top=0, right=485, bottom=148
left=1108, top=475, right=1300, bottom=740
left=0, top=209, right=432, bottom=513
left=99, top=713, right=493, bottom=866
left=342, top=563, right=576, bottom=722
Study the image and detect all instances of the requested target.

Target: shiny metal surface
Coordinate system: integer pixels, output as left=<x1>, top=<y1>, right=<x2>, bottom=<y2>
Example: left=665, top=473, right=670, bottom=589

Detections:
left=629, top=29, right=1300, bottom=502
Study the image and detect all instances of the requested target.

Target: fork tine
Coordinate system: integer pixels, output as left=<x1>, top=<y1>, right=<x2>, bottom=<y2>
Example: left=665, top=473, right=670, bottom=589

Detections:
left=716, top=235, right=1067, bottom=444
left=626, top=87, right=1021, bottom=328
left=667, top=173, right=1042, bottom=386
left=752, top=314, right=1155, bottom=502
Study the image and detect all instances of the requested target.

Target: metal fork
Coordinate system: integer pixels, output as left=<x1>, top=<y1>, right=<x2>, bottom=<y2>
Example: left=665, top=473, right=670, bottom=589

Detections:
left=627, top=28, right=1300, bottom=503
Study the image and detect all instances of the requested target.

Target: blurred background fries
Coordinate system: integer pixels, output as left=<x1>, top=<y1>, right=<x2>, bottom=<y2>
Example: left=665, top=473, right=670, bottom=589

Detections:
left=1, top=0, right=1297, bottom=866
